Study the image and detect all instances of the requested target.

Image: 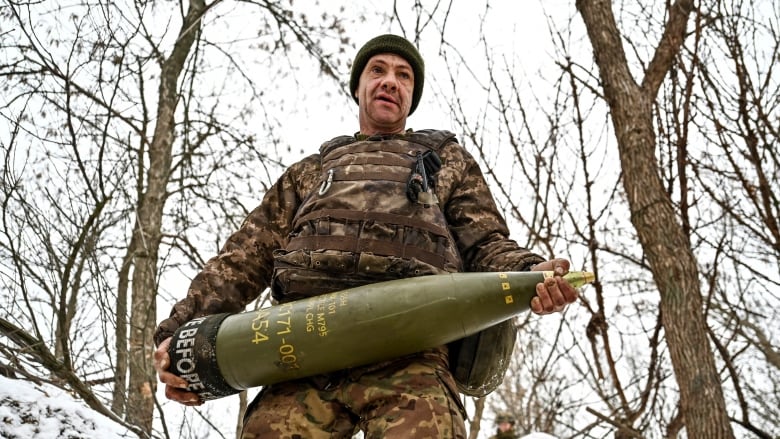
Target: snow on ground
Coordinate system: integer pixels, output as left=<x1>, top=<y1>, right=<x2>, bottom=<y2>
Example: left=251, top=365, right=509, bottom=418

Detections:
left=0, top=375, right=137, bottom=439
left=0, top=374, right=560, bottom=439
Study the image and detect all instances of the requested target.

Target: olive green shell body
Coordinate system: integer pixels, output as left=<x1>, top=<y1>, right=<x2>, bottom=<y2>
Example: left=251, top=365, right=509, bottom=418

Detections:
left=167, top=271, right=593, bottom=400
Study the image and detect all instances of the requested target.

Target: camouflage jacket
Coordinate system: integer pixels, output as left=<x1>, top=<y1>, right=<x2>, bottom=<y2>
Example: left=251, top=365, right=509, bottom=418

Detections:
left=154, top=130, right=545, bottom=346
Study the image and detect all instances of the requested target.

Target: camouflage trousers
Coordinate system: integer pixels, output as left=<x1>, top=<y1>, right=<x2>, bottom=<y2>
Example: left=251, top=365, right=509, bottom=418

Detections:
left=241, top=347, right=467, bottom=439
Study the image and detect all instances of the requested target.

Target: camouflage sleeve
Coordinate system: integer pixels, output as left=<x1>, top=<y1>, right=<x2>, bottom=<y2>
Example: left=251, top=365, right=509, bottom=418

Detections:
left=154, top=155, right=320, bottom=346
left=438, top=142, right=545, bottom=272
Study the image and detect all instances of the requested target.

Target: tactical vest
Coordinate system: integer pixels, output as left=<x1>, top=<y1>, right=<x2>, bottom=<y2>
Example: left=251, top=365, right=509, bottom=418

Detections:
left=271, top=129, right=514, bottom=397
left=271, top=130, right=463, bottom=301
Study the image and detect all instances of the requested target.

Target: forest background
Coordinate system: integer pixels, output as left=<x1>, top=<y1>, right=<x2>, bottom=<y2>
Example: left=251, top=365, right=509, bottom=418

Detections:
left=1, top=0, right=778, bottom=438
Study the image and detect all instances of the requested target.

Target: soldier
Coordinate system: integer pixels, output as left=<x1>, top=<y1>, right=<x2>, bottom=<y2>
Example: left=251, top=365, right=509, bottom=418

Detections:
left=153, top=34, right=579, bottom=438
left=489, top=413, right=520, bottom=439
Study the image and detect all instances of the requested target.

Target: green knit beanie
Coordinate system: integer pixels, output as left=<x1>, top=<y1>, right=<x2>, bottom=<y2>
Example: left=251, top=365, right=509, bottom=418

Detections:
left=350, top=34, right=425, bottom=115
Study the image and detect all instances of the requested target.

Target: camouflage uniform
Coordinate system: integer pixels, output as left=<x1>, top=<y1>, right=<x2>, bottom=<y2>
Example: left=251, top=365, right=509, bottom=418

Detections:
left=242, top=347, right=465, bottom=439
left=488, top=431, right=521, bottom=439
left=155, top=130, right=544, bottom=438
left=488, top=413, right=520, bottom=439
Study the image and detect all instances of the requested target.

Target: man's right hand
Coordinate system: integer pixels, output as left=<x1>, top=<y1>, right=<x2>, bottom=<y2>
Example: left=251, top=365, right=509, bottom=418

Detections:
left=154, top=337, right=204, bottom=406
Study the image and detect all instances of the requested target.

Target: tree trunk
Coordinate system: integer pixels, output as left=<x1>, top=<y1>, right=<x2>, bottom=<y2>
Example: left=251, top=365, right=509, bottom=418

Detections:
left=575, top=0, right=734, bottom=437
left=468, top=397, right=486, bottom=439
left=126, top=0, right=206, bottom=433
left=111, top=244, right=133, bottom=416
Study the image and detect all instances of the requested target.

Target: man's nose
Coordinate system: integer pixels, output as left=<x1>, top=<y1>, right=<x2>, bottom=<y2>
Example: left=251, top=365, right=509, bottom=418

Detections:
left=380, top=74, right=398, bottom=90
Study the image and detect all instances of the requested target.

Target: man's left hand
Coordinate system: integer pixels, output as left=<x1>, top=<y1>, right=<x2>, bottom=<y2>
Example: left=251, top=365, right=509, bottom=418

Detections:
left=530, top=258, right=579, bottom=314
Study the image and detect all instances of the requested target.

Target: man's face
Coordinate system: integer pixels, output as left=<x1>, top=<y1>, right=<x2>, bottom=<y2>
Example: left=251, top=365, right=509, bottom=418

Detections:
left=355, top=53, right=414, bottom=135
left=498, top=421, right=513, bottom=432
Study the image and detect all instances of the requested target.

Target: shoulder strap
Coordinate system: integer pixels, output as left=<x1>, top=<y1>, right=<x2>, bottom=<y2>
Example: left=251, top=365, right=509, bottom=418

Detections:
left=319, top=135, right=357, bottom=156
left=406, top=129, right=458, bottom=152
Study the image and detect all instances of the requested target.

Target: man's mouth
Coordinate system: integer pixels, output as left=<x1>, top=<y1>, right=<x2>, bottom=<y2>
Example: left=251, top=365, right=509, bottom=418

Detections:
left=375, top=94, right=397, bottom=105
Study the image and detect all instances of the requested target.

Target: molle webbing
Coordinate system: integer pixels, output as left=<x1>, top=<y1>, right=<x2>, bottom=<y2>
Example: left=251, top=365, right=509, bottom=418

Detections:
left=285, top=236, right=447, bottom=268
left=329, top=170, right=408, bottom=184
left=321, top=154, right=409, bottom=168
left=292, top=209, right=450, bottom=237
left=288, top=209, right=453, bottom=269
left=320, top=144, right=425, bottom=184
left=321, top=142, right=413, bottom=162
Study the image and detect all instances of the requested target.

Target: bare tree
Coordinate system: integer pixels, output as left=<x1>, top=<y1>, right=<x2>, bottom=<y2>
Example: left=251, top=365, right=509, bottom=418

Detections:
left=574, top=0, right=734, bottom=436
left=3, top=1, right=777, bottom=438
left=682, top=0, right=780, bottom=435
left=1, top=0, right=350, bottom=436
left=125, top=0, right=208, bottom=431
left=417, top=0, right=777, bottom=437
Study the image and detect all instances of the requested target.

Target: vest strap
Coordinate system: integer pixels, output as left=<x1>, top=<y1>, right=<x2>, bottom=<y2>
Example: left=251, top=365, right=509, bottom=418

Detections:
left=285, top=235, right=447, bottom=268
left=292, top=208, right=451, bottom=238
